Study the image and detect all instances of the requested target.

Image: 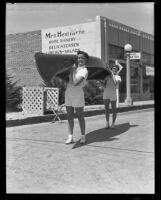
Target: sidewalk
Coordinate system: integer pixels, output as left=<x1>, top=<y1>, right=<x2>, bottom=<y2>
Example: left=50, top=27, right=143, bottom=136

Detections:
left=6, top=100, right=154, bottom=127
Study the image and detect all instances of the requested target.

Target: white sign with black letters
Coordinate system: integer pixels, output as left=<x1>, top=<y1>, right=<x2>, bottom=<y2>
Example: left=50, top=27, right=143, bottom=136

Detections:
left=129, top=52, right=141, bottom=60
left=41, top=22, right=97, bottom=56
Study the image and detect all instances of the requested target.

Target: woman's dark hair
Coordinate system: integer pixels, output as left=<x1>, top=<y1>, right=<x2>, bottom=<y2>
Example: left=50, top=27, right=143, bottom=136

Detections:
left=77, top=50, right=89, bottom=60
left=111, top=64, right=119, bottom=71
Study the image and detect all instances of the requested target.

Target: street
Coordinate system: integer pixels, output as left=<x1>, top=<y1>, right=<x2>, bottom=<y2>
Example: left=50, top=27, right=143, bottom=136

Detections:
left=6, top=108, right=154, bottom=193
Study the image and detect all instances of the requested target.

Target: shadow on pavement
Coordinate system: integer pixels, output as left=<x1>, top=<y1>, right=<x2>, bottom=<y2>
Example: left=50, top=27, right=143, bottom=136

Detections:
left=72, top=122, right=138, bottom=149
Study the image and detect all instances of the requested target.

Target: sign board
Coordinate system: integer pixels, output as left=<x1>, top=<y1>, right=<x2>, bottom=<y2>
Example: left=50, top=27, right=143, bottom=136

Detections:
left=129, top=52, right=141, bottom=60
left=41, top=21, right=99, bottom=57
left=146, top=66, right=154, bottom=76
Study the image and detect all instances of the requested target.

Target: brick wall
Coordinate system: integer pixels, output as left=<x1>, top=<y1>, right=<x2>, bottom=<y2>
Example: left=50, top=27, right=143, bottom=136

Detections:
left=6, top=30, right=44, bottom=86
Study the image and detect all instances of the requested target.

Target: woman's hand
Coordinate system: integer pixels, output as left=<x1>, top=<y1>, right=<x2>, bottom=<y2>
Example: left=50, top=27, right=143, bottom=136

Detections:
left=115, top=60, right=119, bottom=65
left=112, top=74, right=121, bottom=86
left=97, top=80, right=106, bottom=88
left=71, top=64, right=77, bottom=73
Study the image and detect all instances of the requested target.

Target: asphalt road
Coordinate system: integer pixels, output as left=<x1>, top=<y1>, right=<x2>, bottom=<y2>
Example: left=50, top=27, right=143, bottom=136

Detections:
left=6, top=108, right=154, bottom=193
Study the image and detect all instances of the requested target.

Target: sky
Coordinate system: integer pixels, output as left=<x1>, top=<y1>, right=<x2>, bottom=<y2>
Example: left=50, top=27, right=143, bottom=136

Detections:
left=6, top=3, right=154, bottom=35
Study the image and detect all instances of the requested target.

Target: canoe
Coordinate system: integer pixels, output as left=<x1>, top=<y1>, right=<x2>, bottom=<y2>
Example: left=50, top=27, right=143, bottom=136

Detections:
left=35, top=52, right=111, bottom=85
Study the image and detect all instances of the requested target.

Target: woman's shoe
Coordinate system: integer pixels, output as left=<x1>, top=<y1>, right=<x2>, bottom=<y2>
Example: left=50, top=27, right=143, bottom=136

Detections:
left=105, top=122, right=110, bottom=129
left=80, top=135, right=86, bottom=144
left=111, top=123, right=115, bottom=129
left=65, top=135, right=73, bottom=144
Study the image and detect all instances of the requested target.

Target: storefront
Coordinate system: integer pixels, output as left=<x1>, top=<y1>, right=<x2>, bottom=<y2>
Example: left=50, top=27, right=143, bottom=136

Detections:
left=6, top=15, right=154, bottom=101
left=116, top=62, right=154, bottom=102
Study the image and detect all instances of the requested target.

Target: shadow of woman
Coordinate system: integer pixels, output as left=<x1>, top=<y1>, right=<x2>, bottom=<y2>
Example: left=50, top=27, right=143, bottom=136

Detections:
left=72, top=122, right=138, bottom=149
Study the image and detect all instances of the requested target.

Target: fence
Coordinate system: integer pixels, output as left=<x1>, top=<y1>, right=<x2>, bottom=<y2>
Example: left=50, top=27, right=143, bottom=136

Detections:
left=22, top=87, right=59, bottom=115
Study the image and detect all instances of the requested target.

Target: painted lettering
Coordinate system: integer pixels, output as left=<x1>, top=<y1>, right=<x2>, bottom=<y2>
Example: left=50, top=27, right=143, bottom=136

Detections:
left=45, top=33, right=52, bottom=39
left=49, top=39, right=59, bottom=44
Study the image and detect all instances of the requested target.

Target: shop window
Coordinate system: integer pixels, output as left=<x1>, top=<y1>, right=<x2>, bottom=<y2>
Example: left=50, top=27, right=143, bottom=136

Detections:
left=143, top=77, right=154, bottom=93
left=116, top=63, right=125, bottom=93
left=131, top=67, right=140, bottom=93
left=142, top=53, right=154, bottom=66
left=143, top=66, right=154, bottom=94
left=131, top=85, right=138, bottom=93
left=119, top=65, right=140, bottom=95
left=143, top=79, right=151, bottom=93
left=109, top=44, right=124, bottom=59
left=149, top=77, right=154, bottom=93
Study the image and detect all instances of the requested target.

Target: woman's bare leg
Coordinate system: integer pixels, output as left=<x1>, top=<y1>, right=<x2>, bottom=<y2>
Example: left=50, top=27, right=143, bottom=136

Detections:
left=111, top=100, right=117, bottom=127
left=65, top=106, right=74, bottom=143
left=75, top=107, right=85, bottom=135
left=104, top=99, right=110, bottom=127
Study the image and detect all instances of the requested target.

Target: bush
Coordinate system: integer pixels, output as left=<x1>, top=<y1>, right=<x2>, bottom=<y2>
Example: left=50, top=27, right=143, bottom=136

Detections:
left=6, top=73, right=22, bottom=112
left=41, top=77, right=66, bottom=105
left=50, top=77, right=66, bottom=105
left=41, top=78, right=103, bottom=106
left=84, top=80, right=103, bottom=105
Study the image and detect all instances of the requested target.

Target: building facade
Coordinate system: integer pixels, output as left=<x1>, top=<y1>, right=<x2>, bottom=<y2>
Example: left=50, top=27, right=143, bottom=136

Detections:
left=6, top=16, right=154, bottom=102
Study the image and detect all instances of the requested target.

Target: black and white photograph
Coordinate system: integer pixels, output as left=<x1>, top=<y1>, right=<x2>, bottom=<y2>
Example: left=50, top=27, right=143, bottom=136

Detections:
left=6, top=3, right=155, bottom=194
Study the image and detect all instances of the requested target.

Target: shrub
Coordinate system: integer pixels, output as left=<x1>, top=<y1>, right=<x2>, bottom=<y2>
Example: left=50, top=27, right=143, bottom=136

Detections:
left=84, top=80, right=103, bottom=105
left=50, top=77, right=66, bottom=105
left=41, top=77, right=66, bottom=105
left=6, top=73, right=22, bottom=112
left=41, top=78, right=103, bottom=106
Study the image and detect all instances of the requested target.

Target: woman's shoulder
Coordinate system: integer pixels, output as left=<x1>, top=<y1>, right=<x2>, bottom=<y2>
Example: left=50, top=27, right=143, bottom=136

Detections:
left=83, top=67, right=88, bottom=76
left=81, top=66, right=88, bottom=73
left=85, top=66, right=88, bottom=72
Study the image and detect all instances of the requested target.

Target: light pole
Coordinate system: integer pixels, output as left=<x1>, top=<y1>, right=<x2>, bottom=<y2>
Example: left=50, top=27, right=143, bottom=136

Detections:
left=124, top=44, right=133, bottom=106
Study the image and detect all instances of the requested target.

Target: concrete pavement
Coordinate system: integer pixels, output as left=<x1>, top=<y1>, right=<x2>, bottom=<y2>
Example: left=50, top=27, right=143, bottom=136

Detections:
left=6, top=108, right=154, bottom=193
left=6, top=100, right=154, bottom=127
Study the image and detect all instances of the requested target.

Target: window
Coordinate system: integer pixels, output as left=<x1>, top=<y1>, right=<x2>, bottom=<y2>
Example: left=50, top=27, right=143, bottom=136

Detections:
left=109, top=44, right=124, bottom=59
left=142, top=53, right=154, bottom=66
left=143, top=66, right=154, bottom=94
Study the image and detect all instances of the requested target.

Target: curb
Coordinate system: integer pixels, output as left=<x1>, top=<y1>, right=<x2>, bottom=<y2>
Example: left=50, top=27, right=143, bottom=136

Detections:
left=6, top=104, right=154, bottom=127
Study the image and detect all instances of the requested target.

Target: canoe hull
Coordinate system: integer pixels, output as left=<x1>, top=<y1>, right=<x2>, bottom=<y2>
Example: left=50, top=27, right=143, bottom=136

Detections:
left=35, top=52, right=111, bottom=85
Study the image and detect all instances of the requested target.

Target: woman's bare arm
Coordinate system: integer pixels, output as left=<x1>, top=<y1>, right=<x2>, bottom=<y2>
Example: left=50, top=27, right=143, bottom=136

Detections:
left=72, top=75, right=85, bottom=86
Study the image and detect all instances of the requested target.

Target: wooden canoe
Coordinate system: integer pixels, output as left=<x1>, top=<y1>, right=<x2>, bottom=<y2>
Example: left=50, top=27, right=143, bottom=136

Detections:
left=35, top=52, right=111, bottom=85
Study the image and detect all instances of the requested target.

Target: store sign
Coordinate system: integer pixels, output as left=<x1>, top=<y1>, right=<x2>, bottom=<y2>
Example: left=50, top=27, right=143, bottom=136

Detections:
left=146, top=66, right=154, bottom=76
left=41, top=22, right=97, bottom=56
left=129, top=52, right=141, bottom=60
